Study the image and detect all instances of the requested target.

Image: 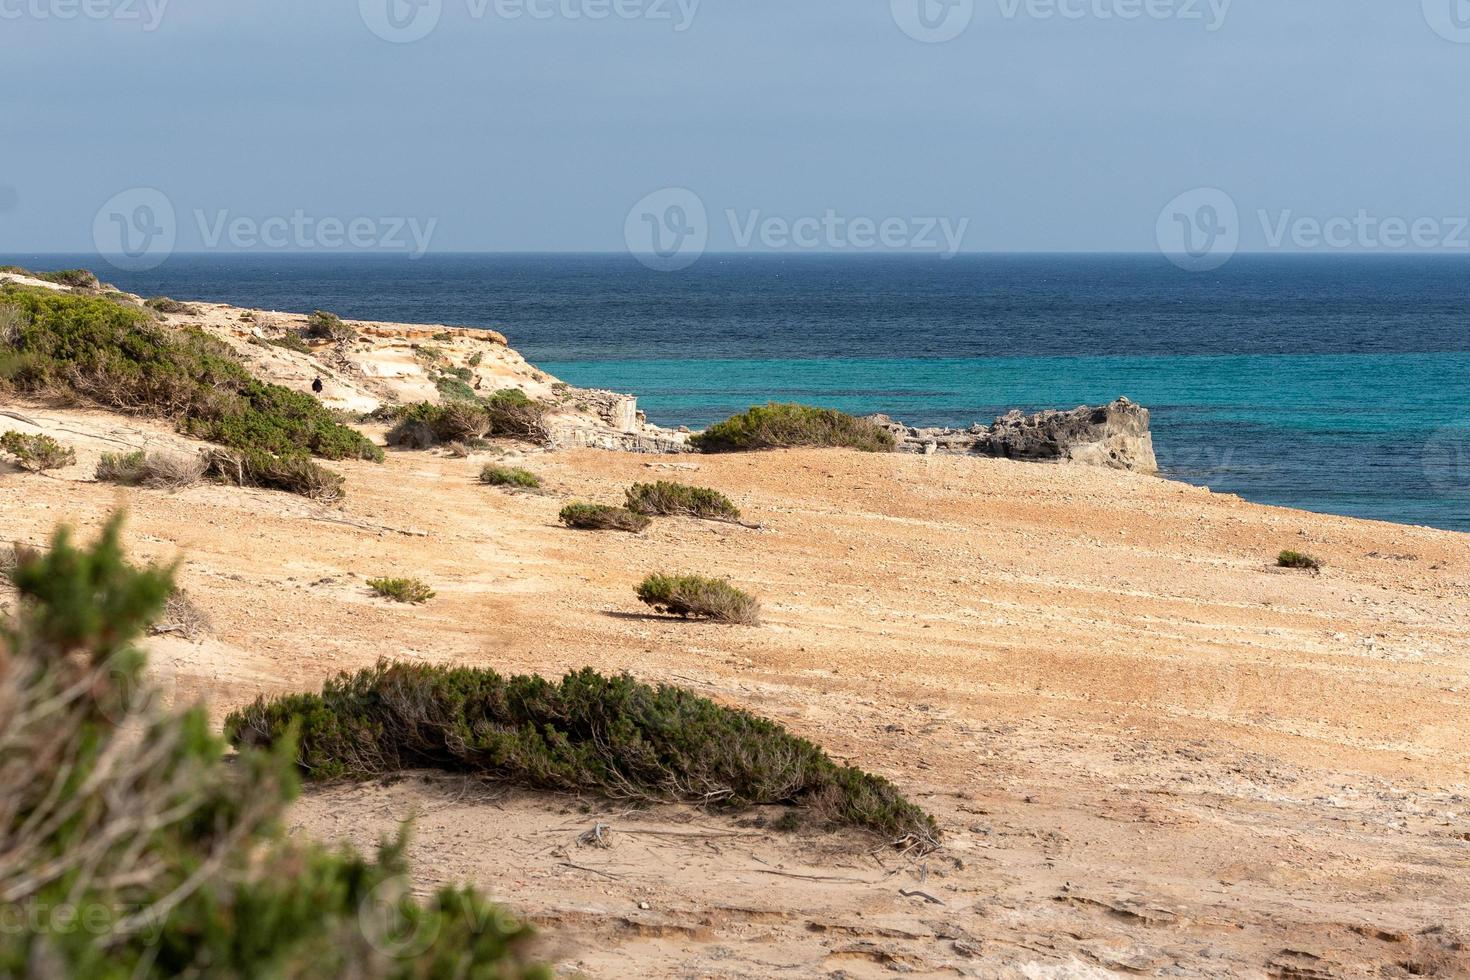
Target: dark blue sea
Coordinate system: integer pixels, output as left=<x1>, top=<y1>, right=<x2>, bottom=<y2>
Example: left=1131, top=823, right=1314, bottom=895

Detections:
left=9, top=253, right=1470, bottom=532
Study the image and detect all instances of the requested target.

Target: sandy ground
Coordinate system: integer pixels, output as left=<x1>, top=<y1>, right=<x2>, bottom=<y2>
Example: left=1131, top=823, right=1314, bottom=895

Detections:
left=3, top=398, right=1468, bottom=979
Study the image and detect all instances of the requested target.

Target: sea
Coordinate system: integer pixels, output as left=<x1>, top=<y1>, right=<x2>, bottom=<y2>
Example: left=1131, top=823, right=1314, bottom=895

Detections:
left=8, top=252, right=1470, bottom=533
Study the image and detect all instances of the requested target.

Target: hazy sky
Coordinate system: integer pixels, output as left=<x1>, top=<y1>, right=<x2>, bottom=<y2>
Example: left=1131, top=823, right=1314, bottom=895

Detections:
left=2, top=0, right=1468, bottom=255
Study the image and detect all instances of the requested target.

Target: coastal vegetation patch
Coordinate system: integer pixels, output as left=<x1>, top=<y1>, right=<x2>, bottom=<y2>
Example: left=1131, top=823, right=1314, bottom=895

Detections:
left=0, top=286, right=381, bottom=497
left=368, top=576, right=436, bottom=604
left=386, top=392, right=549, bottom=448
left=304, top=309, right=356, bottom=343
left=480, top=464, right=542, bottom=489
left=558, top=503, right=651, bottom=533
left=691, top=402, right=896, bottom=454
left=625, top=481, right=742, bottom=522
left=144, top=296, right=201, bottom=315
left=1278, top=550, right=1323, bottom=572
left=96, top=449, right=208, bottom=490
left=0, top=516, right=547, bottom=978
left=226, top=661, right=938, bottom=849
left=0, top=430, right=75, bottom=471
left=635, top=573, right=761, bottom=625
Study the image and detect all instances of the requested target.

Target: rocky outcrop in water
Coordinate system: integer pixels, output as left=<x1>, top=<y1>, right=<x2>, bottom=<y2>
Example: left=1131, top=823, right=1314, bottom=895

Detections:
left=870, top=397, right=1158, bottom=473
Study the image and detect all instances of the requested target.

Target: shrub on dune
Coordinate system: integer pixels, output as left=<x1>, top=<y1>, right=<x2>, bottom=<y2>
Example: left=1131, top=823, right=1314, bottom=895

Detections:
left=96, top=448, right=207, bottom=489
left=558, top=503, right=650, bottom=533
left=226, top=661, right=938, bottom=850
left=0, top=517, right=547, bottom=977
left=304, top=309, right=356, bottom=343
left=635, top=573, right=761, bottom=625
left=1278, top=550, right=1322, bottom=572
left=385, top=393, right=549, bottom=449
left=202, top=448, right=346, bottom=501
left=480, top=465, right=542, bottom=489
left=368, top=576, right=436, bottom=604
left=0, top=285, right=381, bottom=498
left=690, top=402, right=896, bottom=453
left=625, top=480, right=742, bottom=521
left=0, top=430, right=74, bottom=471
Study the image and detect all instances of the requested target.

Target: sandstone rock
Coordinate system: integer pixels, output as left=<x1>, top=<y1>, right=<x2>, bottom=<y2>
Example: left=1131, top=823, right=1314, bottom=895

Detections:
left=870, top=398, right=1158, bottom=473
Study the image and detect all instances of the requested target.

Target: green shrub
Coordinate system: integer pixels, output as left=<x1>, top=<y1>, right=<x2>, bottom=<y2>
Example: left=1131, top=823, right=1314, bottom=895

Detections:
left=368, top=577, right=436, bottom=604
left=386, top=394, right=549, bottom=449
left=96, top=448, right=207, bottom=489
left=0, top=430, right=75, bottom=471
left=0, top=517, right=547, bottom=978
left=691, top=402, right=896, bottom=453
left=432, top=330, right=455, bottom=342
left=145, top=296, right=200, bottom=315
left=558, top=503, right=650, bottom=533
left=203, top=448, right=346, bottom=501
left=435, top=375, right=476, bottom=401
left=34, top=268, right=100, bottom=289
left=305, top=309, right=356, bottom=343
left=226, top=662, right=938, bottom=849
left=626, top=481, right=742, bottom=521
left=636, top=573, right=761, bottom=625
left=467, top=351, right=483, bottom=368
left=0, top=286, right=382, bottom=497
left=480, top=465, right=541, bottom=489
left=1278, top=550, right=1322, bottom=572
left=266, top=332, right=312, bottom=354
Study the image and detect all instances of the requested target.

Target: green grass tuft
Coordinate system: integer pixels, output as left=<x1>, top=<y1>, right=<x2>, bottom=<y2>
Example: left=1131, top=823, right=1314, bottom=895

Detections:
left=636, top=573, right=761, bottom=625
left=691, top=402, right=896, bottom=453
left=225, top=662, right=938, bottom=850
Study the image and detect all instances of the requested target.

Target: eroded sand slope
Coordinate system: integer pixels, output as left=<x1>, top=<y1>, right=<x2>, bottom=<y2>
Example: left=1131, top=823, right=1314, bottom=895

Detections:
left=3, top=396, right=1467, bottom=978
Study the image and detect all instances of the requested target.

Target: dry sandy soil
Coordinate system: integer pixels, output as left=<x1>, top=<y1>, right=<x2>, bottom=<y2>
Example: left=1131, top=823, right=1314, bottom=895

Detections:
left=2, top=301, right=1468, bottom=977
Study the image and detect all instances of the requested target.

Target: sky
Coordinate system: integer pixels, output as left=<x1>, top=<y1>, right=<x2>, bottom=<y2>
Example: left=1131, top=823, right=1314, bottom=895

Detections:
left=1, top=0, right=1468, bottom=257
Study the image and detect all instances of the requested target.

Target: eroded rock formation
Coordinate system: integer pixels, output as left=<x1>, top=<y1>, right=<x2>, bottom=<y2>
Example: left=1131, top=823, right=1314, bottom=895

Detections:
left=871, top=397, right=1158, bottom=473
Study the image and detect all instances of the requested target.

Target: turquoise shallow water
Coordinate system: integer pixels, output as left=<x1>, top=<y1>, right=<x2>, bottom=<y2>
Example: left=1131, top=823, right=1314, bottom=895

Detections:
left=540, top=354, right=1470, bottom=532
